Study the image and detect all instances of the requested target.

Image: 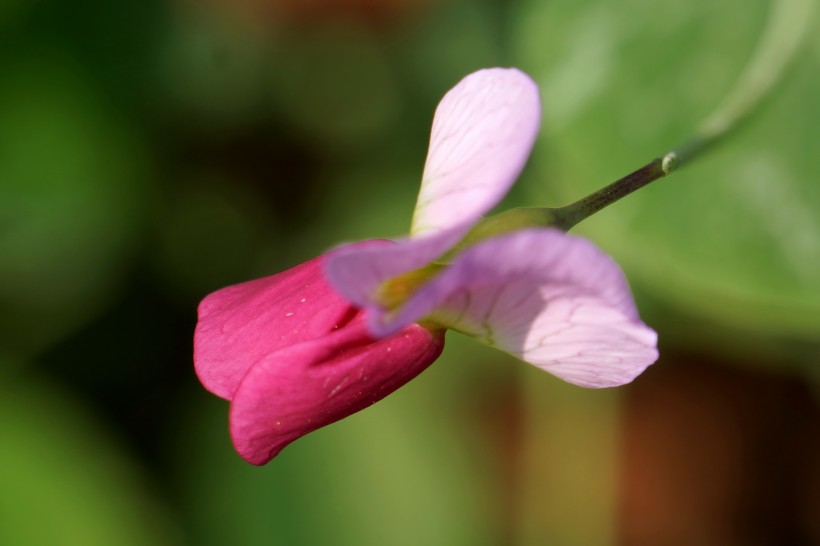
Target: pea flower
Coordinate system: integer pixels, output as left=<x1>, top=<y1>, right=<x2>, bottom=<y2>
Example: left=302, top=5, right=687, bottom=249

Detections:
left=194, top=68, right=658, bottom=465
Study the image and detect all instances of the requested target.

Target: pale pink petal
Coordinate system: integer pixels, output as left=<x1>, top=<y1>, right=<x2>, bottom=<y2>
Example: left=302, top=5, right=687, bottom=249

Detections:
left=411, top=68, right=541, bottom=237
left=229, top=316, right=444, bottom=465
left=194, top=242, right=386, bottom=400
left=377, top=229, right=658, bottom=387
left=325, top=68, right=542, bottom=313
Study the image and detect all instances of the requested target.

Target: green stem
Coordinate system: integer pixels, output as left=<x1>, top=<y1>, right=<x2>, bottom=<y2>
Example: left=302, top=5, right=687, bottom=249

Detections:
left=551, top=158, right=669, bottom=231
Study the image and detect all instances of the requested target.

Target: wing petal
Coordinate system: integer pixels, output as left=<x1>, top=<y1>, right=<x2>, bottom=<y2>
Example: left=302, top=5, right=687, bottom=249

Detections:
left=382, top=229, right=658, bottom=386
left=229, top=317, right=444, bottom=464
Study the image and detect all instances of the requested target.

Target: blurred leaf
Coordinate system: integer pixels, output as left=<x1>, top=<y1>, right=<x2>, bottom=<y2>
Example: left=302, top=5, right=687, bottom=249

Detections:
left=0, top=51, right=148, bottom=356
left=0, top=375, right=175, bottom=546
left=512, top=0, right=820, bottom=346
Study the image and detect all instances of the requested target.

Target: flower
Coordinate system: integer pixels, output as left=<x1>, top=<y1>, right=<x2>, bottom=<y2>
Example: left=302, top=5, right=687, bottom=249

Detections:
left=325, top=68, right=657, bottom=385
left=195, top=241, right=444, bottom=465
left=194, top=68, right=658, bottom=465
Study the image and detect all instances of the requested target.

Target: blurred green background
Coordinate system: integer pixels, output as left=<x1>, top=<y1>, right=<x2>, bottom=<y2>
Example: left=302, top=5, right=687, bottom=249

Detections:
left=1, top=0, right=818, bottom=544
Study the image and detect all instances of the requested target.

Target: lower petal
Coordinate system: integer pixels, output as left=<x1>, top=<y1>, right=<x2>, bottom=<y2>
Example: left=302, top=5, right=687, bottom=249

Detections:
left=194, top=254, right=357, bottom=401
left=431, top=281, right=657, bottom=387
left=229, top=317, right=445, bottom=465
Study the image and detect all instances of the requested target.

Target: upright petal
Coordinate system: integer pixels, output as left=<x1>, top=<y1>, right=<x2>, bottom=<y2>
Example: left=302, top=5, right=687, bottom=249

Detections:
left=229, top=316, right=445, bottom=465
left=194, top=242, right=387, bottom=400
left=326, top=68, right=541, bottom=318
left=379, top=229, right=658, bottom=387
left=411, top=68, right=542, bottom=237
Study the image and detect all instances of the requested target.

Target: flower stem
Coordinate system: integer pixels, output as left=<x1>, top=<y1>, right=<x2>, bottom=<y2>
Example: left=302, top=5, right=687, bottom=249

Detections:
left=551, top=157, right=670, bottom=231
left=550, top=0, right=813, bottom=230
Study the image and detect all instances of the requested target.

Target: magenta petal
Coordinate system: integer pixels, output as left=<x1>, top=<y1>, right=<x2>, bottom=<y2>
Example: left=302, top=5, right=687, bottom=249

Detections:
left=381, top=229, right=658, bottom=387
left=229, top=317, right=444, bottom=465
left=411, top=68, right=541, bottom=237
left=194, top=242, right=387, bottom=400
left=194, top=240, right=445, bottom=465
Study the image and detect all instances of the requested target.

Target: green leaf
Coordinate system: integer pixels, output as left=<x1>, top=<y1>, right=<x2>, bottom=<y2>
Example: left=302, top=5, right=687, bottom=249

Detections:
left=512, top=0, right=820, bottom=347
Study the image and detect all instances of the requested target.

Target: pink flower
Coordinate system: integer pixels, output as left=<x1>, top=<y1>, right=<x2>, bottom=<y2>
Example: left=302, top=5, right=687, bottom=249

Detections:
left=195, top=241, right=444, bottom=465
left=194, top=68, right=658, bottom=465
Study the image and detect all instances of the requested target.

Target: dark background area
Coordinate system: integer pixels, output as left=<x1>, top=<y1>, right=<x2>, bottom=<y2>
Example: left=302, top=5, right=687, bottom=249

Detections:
left=1, top=0, right=818, bottom=544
